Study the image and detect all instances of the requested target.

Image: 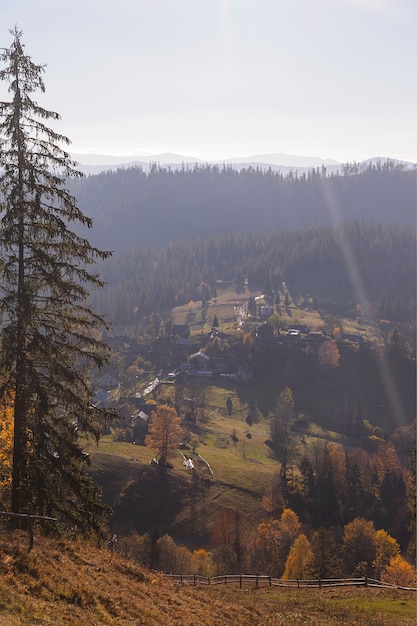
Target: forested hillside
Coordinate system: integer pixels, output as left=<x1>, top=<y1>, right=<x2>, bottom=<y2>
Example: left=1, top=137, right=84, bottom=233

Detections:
left=92, top=222, right=416, bottom=327
left=70, top=161, right=416, bottom=253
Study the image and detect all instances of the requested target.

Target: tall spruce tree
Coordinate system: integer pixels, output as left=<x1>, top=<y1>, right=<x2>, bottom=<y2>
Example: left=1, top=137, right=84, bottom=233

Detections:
left=0, top=27, right=113, bottom=535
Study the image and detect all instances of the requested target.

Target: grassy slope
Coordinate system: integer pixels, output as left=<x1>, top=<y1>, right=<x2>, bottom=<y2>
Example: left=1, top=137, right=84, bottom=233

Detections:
left=0, top=531, right=415, bottom=626
left=88, top=412, right=276, bottom=542
left=87, top=381, right=358, bottom=544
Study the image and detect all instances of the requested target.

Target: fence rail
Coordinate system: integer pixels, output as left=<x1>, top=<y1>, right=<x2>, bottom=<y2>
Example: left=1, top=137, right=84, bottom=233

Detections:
left=166, top=573, right=416, bottom=592
left=0, top=510, right=58, bottom=551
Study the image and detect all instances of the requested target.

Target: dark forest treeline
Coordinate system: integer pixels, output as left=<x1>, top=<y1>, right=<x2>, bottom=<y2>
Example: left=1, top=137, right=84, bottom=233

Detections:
left=70, top=161, right=416, bottom=253
left=92, top=221, right=416, bottom=326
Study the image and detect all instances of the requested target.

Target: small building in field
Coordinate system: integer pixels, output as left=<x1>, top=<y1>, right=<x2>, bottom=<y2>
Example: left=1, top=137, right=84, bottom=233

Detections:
left=287, top=324, right=310, bottom=334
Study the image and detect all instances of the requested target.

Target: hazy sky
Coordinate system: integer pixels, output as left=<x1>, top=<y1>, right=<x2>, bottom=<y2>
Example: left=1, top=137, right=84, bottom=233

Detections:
left=1, top=0, right=416, bottom=162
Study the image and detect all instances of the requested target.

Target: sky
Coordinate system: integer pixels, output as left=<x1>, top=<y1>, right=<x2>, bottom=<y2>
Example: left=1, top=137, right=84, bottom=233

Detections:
left=1, top=0, right=416, bottom=163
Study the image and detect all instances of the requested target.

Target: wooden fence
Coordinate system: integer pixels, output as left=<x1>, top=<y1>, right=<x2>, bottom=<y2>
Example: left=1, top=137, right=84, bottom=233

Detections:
left=166, top=573, right=417, bottom=592
left=0, top=511, right=58, bottom=551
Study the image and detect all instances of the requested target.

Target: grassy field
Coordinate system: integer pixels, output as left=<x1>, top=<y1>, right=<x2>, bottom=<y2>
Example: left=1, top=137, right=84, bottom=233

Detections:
left=170, top=283, right=374, bottom=338
left=171, top=285, right=323, bottom=334
left=0, top=531, right=415, bottom=626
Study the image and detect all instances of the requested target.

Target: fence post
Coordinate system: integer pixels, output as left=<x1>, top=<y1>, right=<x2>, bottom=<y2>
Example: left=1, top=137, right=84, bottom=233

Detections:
left=256, top=573, right=259, bottom=589
left=27, top=518, right=34, bottom=552
left=319, top=578, right=321, bottom=589
left=224, top=575, right=227, bottom=585
left=208, top=576, right=210, bottom=585
left=364, top=576, right=368, bottom=587
left=194, top=573, right=196, bottom=586
left=297, top=578, right=300, bottom=589
left=269, top=576, right=271, bottom=587
left=240, top=574, right=242, bottom=589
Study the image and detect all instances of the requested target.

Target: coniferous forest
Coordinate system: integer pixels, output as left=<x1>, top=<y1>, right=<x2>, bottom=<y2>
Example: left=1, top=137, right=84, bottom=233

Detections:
left=91, top=221, right=415, bottom=327
left=70, top=161, right=416, bottom=252
left=65, top=162, right=416, bottom=327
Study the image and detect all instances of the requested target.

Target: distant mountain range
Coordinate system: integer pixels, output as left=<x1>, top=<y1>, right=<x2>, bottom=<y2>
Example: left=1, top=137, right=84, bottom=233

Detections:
left=71, top=152, right=416, bottom=176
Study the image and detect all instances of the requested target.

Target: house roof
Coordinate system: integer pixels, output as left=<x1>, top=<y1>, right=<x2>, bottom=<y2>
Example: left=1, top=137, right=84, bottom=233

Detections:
left=175, top=337, right=193, bottom=346
left=189, top=351, right=210, bottom=361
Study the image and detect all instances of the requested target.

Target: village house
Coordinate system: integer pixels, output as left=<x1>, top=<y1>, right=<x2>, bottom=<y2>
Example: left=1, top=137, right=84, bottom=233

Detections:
left=254, top=322, right=275, bottom=342
left=132, top=410, right=153, bottom=444
left=189, top=350, right=211, bottom=370
left=98, top=373, right=119, bottom=390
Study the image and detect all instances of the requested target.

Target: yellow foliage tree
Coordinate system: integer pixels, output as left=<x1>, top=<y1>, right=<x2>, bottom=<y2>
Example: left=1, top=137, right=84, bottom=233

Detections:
left=257, top=508, right=301, bottom=577
left=381, top=555, right=417, bottom=588
left=282, top=533, right=313, bottom=580
left=192, top=548, right=214, bottom=576
left=0, top=394, right=14, bottom=494
left=279, top=508, right=302, bottom=544
left=373, top=529, right=400, bottom=578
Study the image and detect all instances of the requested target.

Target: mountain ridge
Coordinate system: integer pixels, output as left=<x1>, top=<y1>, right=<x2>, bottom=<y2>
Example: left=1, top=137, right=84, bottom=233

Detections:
left=70, top=151, right=415, bottom=176
left=71, top=151, right=338, bottom=166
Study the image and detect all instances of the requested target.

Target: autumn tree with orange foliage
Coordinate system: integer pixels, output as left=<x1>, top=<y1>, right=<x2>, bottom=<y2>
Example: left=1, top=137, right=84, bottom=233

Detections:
left=318, top=339, right=340, bottom=374
left=256, top=508, right=301, bottom=577
left=381, top=555, right=417, bottom=588
left=343, top=517, right=376, bottom=576
left=145, top=405, right=183, bottom=466
left=210, top=508, right=251, bottom=574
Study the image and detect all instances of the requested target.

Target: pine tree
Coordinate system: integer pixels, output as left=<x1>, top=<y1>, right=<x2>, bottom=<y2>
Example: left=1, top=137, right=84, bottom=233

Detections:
left=270, top=387, right=297, bottom=497
left=307, top=527, right=343, bottom=579
left=0, top=28, right=113, bottom=535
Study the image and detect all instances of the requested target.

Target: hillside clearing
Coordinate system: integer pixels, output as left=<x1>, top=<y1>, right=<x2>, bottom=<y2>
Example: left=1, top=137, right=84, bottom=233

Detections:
left=0, top=532, right=415, bottom=626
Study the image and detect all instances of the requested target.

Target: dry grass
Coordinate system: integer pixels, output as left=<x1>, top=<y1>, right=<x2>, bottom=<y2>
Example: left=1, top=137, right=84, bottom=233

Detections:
left=0, top=531, right=415, bottom=626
